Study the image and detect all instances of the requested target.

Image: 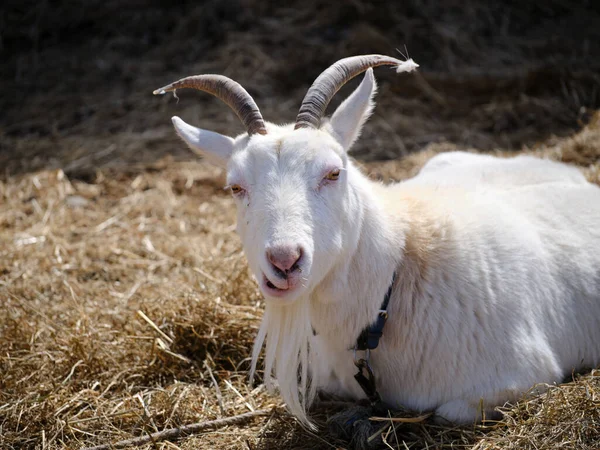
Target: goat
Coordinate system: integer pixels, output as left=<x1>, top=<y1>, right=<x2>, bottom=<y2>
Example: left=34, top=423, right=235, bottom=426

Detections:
left=154, top=55, right=600, bottom=426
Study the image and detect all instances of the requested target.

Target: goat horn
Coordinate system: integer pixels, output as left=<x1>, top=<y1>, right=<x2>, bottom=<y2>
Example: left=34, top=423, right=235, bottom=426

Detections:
left=295, top=54, right=418, bottom=130
left=154, top=75, right=267, bottom=136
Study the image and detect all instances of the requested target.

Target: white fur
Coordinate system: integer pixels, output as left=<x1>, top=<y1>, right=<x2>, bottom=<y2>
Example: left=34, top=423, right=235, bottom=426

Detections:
left=172, top=116, right=234, bottom=166
left=327, top=68, right=377, bottom=149
left=171, top=72, right=600, bottom=426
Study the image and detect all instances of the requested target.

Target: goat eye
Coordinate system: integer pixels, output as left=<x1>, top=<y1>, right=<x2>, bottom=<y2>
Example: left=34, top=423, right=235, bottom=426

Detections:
left=325, top=169, right=341, bottom=181
left=229, top=184, right=244, bottom=195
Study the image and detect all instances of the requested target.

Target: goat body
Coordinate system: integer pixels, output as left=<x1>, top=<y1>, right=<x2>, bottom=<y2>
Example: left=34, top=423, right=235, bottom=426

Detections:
left=156, top=55, right=600, bottom=424
left=310, top=151, right=600, bottom=423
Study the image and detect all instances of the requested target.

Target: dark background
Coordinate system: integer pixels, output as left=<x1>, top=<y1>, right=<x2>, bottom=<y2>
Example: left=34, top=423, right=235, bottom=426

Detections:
left=2, top=0, right=600, bottom=176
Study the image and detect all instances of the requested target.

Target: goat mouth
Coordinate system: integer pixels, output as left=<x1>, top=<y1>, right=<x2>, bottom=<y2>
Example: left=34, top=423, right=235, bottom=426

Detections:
left=262, top=274, right=295, bottom=298
left=266, top=279, right=283, bottom=290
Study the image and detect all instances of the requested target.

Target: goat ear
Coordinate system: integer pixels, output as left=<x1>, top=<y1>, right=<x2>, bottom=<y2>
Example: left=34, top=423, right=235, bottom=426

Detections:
left=171, top=116, right=234, bottom=167
left=328, top=68, right=377, bottom=151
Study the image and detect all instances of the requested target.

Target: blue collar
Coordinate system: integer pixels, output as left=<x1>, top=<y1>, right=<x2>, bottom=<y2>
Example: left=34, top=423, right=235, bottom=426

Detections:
left=355, top=271, right=396, bottom=351
left=352, top=271, right=396, bottom=404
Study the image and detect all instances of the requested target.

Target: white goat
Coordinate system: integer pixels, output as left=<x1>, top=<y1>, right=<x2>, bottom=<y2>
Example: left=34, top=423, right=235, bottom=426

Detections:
left=155, top=55, right=600, bottom=426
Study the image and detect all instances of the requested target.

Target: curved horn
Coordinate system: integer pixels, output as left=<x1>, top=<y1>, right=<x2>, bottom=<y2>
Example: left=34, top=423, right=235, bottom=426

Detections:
left=295, top=54, right=418, bottom=130
left=154, top=75, right=267, bottom=136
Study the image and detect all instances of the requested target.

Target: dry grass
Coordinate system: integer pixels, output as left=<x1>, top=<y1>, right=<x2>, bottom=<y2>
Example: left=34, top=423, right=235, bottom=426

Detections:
left=1, top=115, right=600, bottom=449
left=478, top=370, right=600, bottom=450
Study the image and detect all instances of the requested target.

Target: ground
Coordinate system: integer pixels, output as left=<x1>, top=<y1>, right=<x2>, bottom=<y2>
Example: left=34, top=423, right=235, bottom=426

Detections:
left=2, top=2, right=600, bottom=449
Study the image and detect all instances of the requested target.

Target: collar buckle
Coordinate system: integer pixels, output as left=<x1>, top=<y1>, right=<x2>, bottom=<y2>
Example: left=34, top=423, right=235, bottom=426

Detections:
left=353, top=351, right=380, bottom=403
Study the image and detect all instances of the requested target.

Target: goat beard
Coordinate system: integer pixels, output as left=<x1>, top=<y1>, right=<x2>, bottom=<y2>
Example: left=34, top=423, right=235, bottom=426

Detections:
left=250, top=295, right=318, bottom=426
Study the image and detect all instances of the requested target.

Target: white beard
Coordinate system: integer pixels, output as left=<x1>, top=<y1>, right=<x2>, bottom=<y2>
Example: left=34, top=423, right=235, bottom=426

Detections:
left=250, top=295, right=317, bottom=427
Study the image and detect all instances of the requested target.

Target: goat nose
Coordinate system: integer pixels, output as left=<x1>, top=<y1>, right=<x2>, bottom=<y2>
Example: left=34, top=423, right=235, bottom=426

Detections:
left=267, top=245, right=302, bottom=274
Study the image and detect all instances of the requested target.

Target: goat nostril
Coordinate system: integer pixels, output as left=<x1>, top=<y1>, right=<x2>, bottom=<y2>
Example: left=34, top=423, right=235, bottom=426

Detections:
left=273, top=265, right=286, bottom=279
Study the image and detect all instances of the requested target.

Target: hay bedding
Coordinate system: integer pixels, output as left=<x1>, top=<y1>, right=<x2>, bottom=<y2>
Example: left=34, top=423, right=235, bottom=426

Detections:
left=1, top=117, right=600, bottom=449
left=2, top=1, right=600, bottom=448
